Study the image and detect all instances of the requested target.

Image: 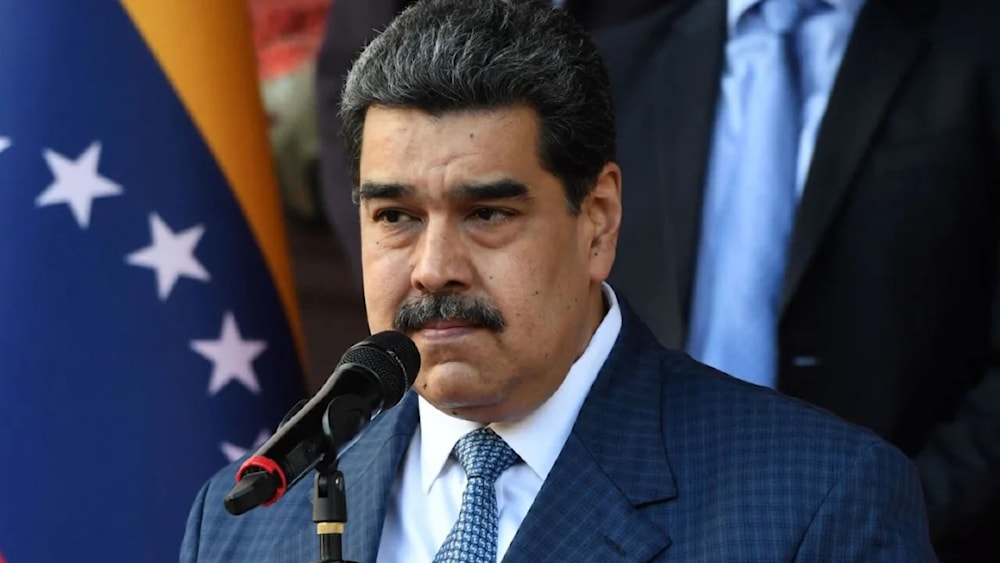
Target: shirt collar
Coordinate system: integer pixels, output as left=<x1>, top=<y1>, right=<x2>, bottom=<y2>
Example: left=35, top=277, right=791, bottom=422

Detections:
left=727, top=0, right=867, bottom=34
left=417, top=282, right=623, bottom=492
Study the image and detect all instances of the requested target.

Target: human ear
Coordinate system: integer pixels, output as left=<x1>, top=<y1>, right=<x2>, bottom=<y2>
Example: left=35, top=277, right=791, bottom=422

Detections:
left=581, top=162, right=622, bottom=281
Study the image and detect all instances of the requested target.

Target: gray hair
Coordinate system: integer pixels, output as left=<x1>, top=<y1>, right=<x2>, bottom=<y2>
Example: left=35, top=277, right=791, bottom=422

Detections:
left=339, top=0, right=616, bottom=213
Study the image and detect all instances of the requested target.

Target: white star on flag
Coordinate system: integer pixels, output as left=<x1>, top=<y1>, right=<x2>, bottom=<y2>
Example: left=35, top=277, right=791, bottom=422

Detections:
left=126, top=213, right=210, bottom=300
left=35, top=141, right=123, bottom=229
left=0, top=137, right=10, bottom=154
left=220, top=429, right=272, bottom=462
left=191, top=312, right=267, bottom=396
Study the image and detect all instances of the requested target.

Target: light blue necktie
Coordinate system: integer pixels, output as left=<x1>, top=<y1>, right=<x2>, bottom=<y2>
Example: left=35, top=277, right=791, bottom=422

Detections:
left=433, top=428, right=520, bottom=563
left=688, top=0, right=817, bottom=387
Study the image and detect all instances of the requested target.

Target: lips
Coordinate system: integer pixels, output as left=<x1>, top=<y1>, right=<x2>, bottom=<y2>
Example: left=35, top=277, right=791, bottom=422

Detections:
left=421, top=319, right=478, bottom=330
left=416, top=320, right=480, bottom=341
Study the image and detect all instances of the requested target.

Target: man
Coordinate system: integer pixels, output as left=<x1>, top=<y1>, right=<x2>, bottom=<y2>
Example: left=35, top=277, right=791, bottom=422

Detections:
left=593, top=0, right=1000, bottom=558
left=181, top=1, right=934, bottom=560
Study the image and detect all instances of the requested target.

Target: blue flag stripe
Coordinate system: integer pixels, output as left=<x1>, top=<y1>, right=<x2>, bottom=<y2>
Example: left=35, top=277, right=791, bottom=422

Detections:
left=0, top=3, right=305, bottom=561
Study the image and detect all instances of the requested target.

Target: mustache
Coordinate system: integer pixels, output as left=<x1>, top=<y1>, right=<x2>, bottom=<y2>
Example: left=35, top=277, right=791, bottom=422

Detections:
left=393, top=293, right=505, bottom=332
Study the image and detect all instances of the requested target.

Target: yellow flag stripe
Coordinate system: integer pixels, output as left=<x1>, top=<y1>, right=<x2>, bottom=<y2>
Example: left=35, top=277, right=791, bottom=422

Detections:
left=119, top=1, right=305, bottom=363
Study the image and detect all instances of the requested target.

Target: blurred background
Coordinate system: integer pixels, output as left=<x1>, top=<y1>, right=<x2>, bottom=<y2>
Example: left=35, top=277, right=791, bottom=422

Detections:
left=249, top=0, right=368, bottom=393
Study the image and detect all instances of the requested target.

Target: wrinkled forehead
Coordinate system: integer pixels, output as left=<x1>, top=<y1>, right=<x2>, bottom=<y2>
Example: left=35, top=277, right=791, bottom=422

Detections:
left=357, top=105, right=546, bottom=201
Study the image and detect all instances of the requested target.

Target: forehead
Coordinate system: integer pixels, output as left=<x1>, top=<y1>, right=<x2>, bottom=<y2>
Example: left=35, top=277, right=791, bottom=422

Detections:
left=358, top=105, right=545, bottom=191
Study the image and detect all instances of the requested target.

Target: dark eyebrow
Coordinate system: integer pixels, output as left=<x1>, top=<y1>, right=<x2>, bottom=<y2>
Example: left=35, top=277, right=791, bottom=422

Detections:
left=356, top=182, right=412, bottom=201
left=356, top=180, right=529, bottom=203
left=450, top=180, right=529, bottom=201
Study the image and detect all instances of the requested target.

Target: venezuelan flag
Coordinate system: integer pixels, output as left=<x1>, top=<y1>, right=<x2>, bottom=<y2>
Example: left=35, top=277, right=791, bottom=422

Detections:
left=0, top=2, right=306, bottom=560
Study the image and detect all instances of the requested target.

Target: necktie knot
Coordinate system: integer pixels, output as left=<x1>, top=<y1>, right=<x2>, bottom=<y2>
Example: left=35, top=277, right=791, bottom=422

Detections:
left=761, top=0, right=818, bottom=33
left=453, top=427, right=519, bottom=482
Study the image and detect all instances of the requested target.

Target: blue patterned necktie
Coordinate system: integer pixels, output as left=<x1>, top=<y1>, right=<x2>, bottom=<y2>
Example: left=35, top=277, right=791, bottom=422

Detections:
left=688, top=0, right=818, bottom=387
left=433, top=427, right=520, bottom=563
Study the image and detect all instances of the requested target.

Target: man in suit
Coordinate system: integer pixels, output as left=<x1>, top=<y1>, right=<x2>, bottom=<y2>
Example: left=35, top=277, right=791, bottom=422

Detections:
left=594, top=0, right=1000, bottom=558
left=315, top=0, right=673, bottom=283
left=181, top=1, right=935, bottom=560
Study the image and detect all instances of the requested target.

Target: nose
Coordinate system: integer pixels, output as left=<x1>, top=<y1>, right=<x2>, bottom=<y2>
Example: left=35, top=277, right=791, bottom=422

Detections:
left=410, top=217, right=472, bottom=293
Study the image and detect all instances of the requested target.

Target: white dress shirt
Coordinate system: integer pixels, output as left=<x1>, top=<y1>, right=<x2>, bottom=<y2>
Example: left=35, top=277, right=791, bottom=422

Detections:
left=377, top=283, right=623, bottom=562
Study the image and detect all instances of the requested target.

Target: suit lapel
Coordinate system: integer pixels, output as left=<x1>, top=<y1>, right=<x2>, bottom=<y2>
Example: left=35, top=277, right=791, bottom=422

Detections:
left=503, top=434, right=673, bottom=562
left=504, top=306, right=677, bottom=562
left=780, top=0, right=930, bottom=313
left=271, top=392, right=419, bottom=563
left=341, top=392, right=419, bottom=562
left=654, top=0, right=727, bottom=344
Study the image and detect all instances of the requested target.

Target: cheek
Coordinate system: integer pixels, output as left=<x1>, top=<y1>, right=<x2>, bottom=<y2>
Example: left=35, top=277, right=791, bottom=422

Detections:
left=363, top=289, right=394, bottom=333
left=505, top=236, right=588, bottom=298
left=362, top=247, right=412, bottom=331
left=481, top=254, right=576, bottom=333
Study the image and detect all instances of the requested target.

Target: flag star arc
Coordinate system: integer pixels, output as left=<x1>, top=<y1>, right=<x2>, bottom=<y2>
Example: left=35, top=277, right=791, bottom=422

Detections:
left=126, top=212, right=210, bottom=300
left=35, top=141, right=124, bottom=229
left=0, top=3, right=308, bottom=559
left=191, top=311, right=268, bottom=396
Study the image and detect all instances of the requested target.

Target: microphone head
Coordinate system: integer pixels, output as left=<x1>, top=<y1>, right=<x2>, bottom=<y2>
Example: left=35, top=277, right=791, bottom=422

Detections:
left=340, top=331, right=420, bottom=408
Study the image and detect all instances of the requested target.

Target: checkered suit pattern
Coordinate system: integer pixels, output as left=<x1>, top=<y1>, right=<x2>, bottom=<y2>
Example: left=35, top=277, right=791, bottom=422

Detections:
left=181, top=302, right=935, bottom=562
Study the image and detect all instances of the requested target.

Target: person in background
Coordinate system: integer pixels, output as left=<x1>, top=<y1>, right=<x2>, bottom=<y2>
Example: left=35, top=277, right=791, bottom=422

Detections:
left=594, top=0, right=1000, bottom=559
left=181, top=1, right=935, bottom=561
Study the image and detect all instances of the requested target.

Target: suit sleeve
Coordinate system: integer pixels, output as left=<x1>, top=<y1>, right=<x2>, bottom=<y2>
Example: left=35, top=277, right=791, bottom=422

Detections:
left=794, top=440, right=937, bottom=562
left=912, top=35, right=1000, bottom=548
left=179, top=479, right=211, bottom=562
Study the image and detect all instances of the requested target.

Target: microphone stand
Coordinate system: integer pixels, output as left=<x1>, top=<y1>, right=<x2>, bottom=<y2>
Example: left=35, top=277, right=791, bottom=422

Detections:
left=312, top=394, right=370, bottom=563
left=311, top=454, right=354, bottom=563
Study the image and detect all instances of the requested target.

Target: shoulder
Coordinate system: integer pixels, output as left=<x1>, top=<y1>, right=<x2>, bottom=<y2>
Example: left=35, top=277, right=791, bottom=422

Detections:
left=655, top=341, right=908, bottom=480
left=932, top=0, right=1000, bottom=68
left=616, top=302, right=919, bottom=507
left=181, top=458, right=313, bottom=562
left=592, top=0, right=717, bottom=83
left=872, top=0, right=1000, bottom=62
left=620, top=316, right=932, bottom=556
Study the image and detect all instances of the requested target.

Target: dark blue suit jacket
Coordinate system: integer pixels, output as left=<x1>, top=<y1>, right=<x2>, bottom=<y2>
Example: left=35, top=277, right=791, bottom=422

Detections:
left=181, top=305, right=936, bottom=561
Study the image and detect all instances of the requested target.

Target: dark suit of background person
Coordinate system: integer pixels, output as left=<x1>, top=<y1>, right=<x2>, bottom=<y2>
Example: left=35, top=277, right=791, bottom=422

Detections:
left=182, top=306, right=935, bottom=562
left=593, top=0, right=1000, bottom=559
left=314, top=0, right=674, bottom=284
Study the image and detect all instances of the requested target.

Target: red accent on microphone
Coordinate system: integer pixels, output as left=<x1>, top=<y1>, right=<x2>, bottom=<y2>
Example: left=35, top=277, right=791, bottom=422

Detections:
left=237, top=456, right=287, bottom=506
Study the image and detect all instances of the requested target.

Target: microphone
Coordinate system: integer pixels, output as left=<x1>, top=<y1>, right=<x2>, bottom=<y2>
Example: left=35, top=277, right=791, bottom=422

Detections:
left=223, top=331, right=420, bottom=516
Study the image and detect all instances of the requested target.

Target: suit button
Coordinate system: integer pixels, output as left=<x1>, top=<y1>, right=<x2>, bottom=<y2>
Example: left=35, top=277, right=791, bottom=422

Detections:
left=791, top=355, right=820, bottom=367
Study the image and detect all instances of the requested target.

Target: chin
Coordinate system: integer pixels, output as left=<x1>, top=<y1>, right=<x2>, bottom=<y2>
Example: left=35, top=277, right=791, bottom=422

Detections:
left=443, top=403, right=516, bottom=424
left=416, top=362, right=506, bottom=413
